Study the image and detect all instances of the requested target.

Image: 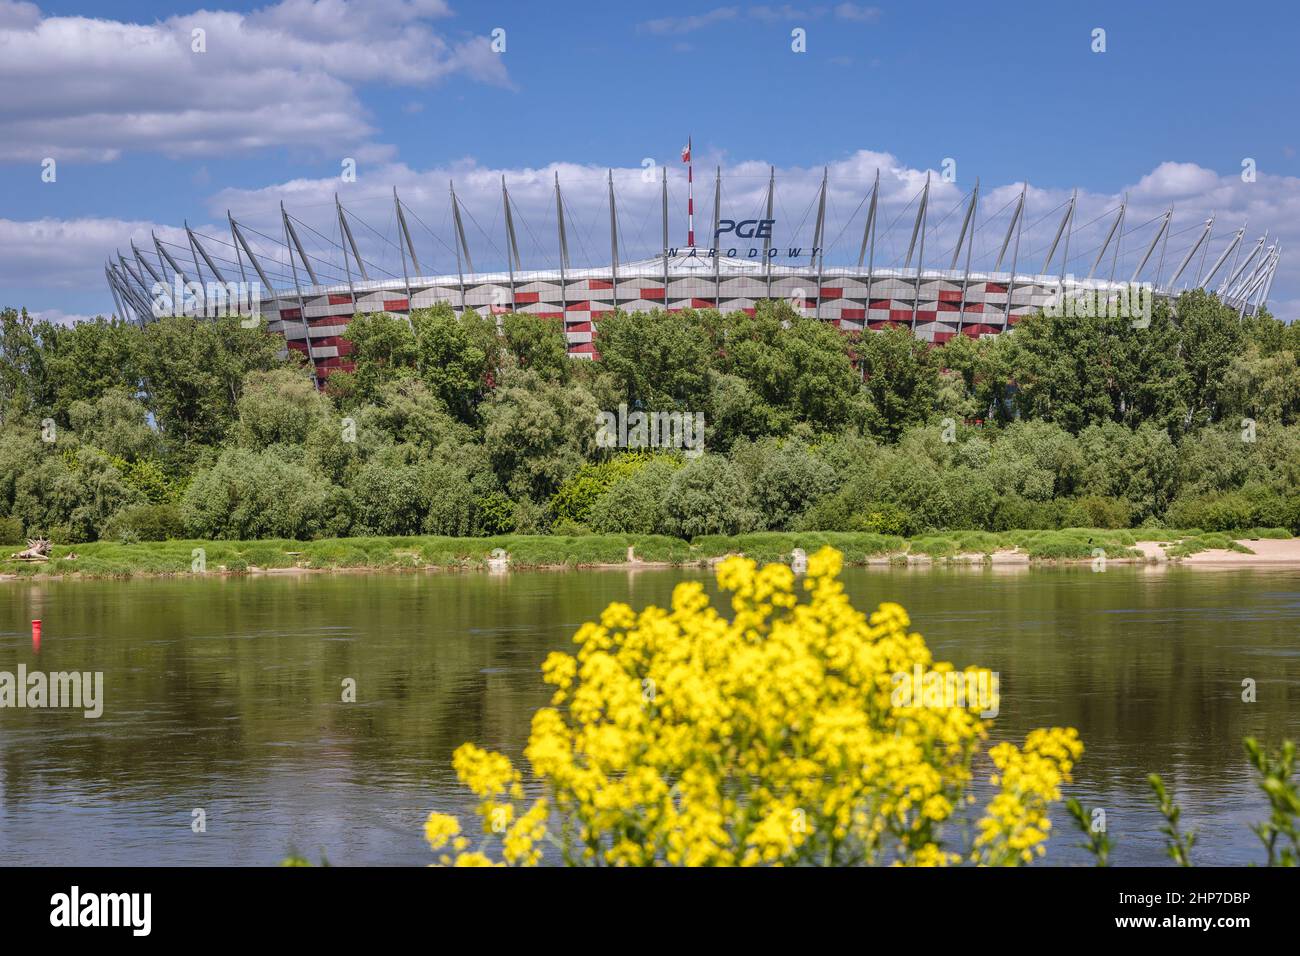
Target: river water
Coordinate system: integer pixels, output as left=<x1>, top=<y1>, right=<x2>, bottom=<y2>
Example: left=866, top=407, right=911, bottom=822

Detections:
left=1, top=564, right=1296, bottom=866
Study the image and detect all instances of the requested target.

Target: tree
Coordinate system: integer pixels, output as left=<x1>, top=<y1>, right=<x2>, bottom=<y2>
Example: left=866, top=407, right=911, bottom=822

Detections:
left=68, top=388, right=158, bottom=461
left=853, top=325, right=940, bottom=440
left=660, top=454, right=757, bottom=537
left=136, top=315, right=282, bottom=456
left=595, top=308, right=713, bottom=411
left=41, top=317, right=142, bottom=423
left=715, top=302, right=857, bottom=432
left=751, top=440, right=837, bottom=530
left=1176, top=289, right=1244, bottom=427
left=588, top=458, right=682, bottom=534
left=504, top=312, right=569, bottom=382
left=1008, top=303, right=1187, bottom=433
left=412, top=304, right=501, bottom=421
left=334, top=311, right=418, bottom=406
left=1219, top=344, right=1300, bottom=426
left=0, top=308, right=55, bottom=420
left=234, top=367, right=331, bottom=449
left=349, top=460, right=474, bottom=537
left=181, top=447, right=350, bottom=540
left=482, top=370, right=599, bottom=502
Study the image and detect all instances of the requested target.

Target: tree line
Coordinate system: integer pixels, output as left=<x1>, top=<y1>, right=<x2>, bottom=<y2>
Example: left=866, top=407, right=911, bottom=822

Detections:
left=0, top=288, right=1297, bottom=544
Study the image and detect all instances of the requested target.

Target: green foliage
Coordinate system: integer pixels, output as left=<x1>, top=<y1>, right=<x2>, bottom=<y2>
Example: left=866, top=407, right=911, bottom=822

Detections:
left=473, top=491, right=516, bottom=536
left=101, top=502, right=184, bottom=542
left=482, top=369, right=598, bottom=502
left=130, top=315, right=284, bottom=461
left=750, top=439, right=836, bottom=530
left=1065, top=797, right=1113, bottom=866
left=548, top=452, right=663, bottom=525
left=4, top=294, right=1299, bottom=546
left=594, top=308, right=713, bottom=412
left=853, top=325, right=940, bottom=440
left=412, top=303, right=500, bottom=420
left=181, top=447, right=350, bottom=540
left=588, top=458, right=683, bottom=535
left=234, top=367, right=330, bottom=449
left=349, top=460, right=475, bottom=537
left=660, top=454, right=758, bottom=537
left=68, top=388, right=157, bottom=460
left=712, top=302, right=858, bottom=436
left=335, top=311, right=418, bottom=406
left=1243, top=738, right=1300, bottom=866
left=504, top=312, right=569, bottom=381
left=0, top=514, right=23, bottom=544
left=1148, top=773, right=1197, bottom=867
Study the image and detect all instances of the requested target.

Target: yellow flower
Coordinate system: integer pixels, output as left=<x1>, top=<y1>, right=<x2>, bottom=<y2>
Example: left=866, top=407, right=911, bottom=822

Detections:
left=423, top=812, right=460, bottom=852
left=424, top=547, right=1083, bottom=867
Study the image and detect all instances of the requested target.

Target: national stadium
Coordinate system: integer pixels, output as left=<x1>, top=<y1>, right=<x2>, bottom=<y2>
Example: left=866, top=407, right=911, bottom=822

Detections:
left=104, top=145, right=1282, bottom=386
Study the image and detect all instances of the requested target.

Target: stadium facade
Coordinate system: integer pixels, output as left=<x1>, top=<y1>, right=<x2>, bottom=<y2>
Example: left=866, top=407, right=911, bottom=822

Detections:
left=104, top=163, right=1282, bottom=386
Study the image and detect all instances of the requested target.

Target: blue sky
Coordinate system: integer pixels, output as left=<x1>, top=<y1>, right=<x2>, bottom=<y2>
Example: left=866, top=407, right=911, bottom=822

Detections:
left=2, top=0, right=1298, bottom=319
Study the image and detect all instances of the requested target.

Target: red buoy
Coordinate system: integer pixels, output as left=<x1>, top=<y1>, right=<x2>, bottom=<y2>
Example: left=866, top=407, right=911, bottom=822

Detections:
left=31, top=619, right=41, bottom=653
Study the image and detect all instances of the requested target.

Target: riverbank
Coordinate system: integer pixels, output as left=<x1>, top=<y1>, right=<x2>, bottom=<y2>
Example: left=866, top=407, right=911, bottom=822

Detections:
left=1, top=527, right=1296, bottom=579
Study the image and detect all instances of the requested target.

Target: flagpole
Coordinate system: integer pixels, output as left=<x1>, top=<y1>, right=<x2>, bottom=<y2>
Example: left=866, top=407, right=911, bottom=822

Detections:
left=685, top=136, right=694, bottom=247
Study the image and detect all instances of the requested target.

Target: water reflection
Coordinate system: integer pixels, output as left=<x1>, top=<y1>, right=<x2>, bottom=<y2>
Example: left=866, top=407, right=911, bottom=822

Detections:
left=0, top=564, right=1296, bottom=866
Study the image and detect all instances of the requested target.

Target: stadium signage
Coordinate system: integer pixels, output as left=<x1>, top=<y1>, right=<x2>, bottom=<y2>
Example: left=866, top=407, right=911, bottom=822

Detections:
left=666, top=216, right=821, bottom=258
left=715, top=218, right=776, bottom=239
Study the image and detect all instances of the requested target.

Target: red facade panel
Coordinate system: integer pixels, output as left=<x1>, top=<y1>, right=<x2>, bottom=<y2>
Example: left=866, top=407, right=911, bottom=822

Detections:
left=383, top=298, right=409, bottom=311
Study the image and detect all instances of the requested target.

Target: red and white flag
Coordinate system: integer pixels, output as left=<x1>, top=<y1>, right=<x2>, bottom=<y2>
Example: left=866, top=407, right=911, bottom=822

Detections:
left=680, top=138, right=691, bottom=163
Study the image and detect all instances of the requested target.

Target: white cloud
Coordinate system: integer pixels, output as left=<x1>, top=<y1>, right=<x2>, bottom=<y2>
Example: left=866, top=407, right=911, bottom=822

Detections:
left=0, top=216, right=193, bottom=293
left=28, top=308, right=97, bottom=326
left=1132, top=162, right=1222, bottom=199
left=638, top=8, right=739, bottom=35
left=0, top=0, right=512, bottom=162
left=834, top=3, right=882, bottom=23
left=5, top=153, right=1298, bottom=322
left=640, top=4, right=877, bottom=34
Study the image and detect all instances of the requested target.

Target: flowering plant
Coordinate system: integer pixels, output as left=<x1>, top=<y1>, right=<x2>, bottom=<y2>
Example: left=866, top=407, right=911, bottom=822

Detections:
left=425, top=546, right=1081, bottom=866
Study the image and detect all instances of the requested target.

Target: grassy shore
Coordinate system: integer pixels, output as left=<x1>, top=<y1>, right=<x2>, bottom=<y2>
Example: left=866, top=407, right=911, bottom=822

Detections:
left=0, top=527, right=1293, bottom=579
